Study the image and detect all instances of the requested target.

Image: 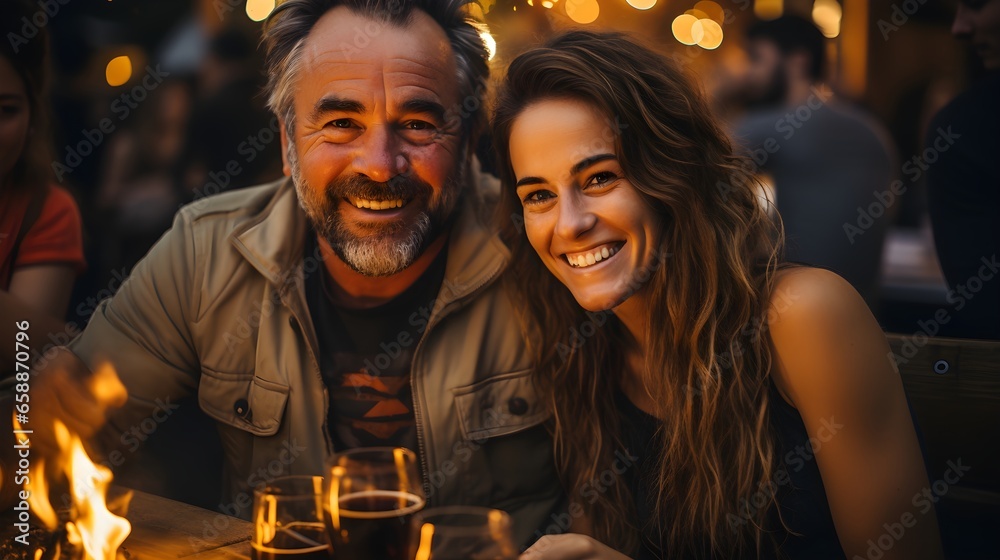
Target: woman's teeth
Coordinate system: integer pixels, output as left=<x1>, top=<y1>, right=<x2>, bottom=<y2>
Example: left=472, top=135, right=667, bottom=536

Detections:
left=350, top=198, right=405, bottom=210
left=567, top=245, right=621, bottom=268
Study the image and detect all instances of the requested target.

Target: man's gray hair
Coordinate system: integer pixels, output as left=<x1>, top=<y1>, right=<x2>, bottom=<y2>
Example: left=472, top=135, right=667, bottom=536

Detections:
left=262, top=0, right=489, bottom=142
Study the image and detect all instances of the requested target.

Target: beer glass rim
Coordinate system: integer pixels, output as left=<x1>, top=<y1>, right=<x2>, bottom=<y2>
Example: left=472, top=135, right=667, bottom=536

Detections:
left=325, top=446, right=418, bottom=466
left=412, top=506, right=513, bottom=529
left=253, top=474, right=324, bottom=499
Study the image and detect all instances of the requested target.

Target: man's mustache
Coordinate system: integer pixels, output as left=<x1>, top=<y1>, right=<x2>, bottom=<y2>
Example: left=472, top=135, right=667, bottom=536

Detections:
left=326, top=174, right=433, bottom=203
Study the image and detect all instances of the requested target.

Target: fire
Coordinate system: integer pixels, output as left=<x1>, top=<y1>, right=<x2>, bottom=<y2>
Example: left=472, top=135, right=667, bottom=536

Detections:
left=23, top=417, right=131, bottom=560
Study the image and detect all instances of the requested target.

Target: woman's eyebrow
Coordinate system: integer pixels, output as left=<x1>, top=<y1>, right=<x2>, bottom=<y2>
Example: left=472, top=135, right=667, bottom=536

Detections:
left=570, top=153, right=617, bottom=175
left=515, top=176, right=546, bottom=188
left=515, top=153, right=618, bottom=189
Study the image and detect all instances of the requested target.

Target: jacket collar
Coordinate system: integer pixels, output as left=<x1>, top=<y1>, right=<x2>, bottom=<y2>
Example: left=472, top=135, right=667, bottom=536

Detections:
left=230, top=171, right=510, bottom=307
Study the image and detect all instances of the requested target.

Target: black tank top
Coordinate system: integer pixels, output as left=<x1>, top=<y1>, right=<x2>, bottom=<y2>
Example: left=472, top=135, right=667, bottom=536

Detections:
left=614, top=383, right=846, bottom=559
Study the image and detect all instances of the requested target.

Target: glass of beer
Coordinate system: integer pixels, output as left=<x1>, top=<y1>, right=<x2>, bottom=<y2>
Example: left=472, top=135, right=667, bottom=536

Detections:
left=323, top=447, right=426, bottom=560
left=408, top=506, right=518, bottom=560
left=252, top=475, right=332, bottom=560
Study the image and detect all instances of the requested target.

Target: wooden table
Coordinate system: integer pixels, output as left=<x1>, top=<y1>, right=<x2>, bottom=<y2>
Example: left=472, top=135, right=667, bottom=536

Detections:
left=119, top=488, right=251, bottom=559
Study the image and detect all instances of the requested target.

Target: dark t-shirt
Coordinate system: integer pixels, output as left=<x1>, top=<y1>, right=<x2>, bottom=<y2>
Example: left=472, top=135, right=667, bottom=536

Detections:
left=305, top=237, right=448, bottom=451
left=614, top=382, right=845, bottom=559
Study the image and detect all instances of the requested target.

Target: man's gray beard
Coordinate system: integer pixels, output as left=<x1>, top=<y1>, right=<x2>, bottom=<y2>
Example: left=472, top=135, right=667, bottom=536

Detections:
left=288, top=144, right=465, bottom=277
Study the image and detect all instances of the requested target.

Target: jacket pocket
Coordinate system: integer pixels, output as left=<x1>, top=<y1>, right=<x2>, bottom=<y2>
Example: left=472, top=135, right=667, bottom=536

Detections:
left=199, top=368, right=289, bottom=437
left=452, top=368, right=549, bottom=441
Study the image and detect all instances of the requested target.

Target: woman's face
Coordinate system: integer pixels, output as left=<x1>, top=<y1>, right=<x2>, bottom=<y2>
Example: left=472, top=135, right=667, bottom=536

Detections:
left=509, top=98, right=662, bottom=312
left=0, top=55, right=30, bottom=184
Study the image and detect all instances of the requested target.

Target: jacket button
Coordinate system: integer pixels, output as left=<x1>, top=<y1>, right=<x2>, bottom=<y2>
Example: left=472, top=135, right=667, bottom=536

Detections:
left=508, top=397, right=528, bottom=416
left=234, top=399, right=250, bottom=417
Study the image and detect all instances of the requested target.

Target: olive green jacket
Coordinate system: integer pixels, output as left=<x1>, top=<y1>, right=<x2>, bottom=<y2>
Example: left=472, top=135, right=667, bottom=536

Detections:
left=67, top=174, right=562, bottom=546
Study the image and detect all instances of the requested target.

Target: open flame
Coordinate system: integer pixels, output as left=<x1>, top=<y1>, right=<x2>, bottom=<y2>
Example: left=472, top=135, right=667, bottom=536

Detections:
left=22, top=417, right=131, bottom=560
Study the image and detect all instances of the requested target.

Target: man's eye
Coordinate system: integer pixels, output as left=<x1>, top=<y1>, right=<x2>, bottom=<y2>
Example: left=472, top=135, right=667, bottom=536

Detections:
left=404, top=121, right=434, bottom=131
left=328, top=119, right=353, bottom=128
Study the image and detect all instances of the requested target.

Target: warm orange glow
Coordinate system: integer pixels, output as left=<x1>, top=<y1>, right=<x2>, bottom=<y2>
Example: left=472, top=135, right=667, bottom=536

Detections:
left=627, top=0, right=657, bottom=10
left=840, top=0, right=868, bottom=96
left=812, top=0, right=842, bottom=38
left=105, top=56, right=132, bottom=87
left=694, top=1, right=725, bottom=23
left=672, top=14, right=703, bottom=45
left=246, top=0, right=275, bottom=21
left=327, top=466, right=345, bottom=532
left=566, top=0, right=600, bottom=24
left=754, top=0, right=783, bottom=20
left=414, top=523, right=435, bottom=560
left=26, top=419, right=131, bottom=560
left=695, top=18, right=724, bottom=50
left=685, top=8, right=709, bottom=20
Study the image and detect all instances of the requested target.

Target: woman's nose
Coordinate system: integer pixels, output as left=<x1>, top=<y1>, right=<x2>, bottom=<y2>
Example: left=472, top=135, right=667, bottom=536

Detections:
left=554, top=192, right=598, bottom=240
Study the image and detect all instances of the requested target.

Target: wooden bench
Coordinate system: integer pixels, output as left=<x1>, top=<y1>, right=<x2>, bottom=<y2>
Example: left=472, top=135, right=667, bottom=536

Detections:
left=886, top=333, right=1000, bottom=557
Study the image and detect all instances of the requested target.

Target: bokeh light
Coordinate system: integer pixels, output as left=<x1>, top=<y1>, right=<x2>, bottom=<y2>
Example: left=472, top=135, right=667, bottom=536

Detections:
left=246, top=0, right=276, bottom=22
left=754, top=0, right=783, bottom=20
left=626, top=0, right=657, bottom=10
left=566, top=0, right=600, bottom=24
left=695, top=18, right=723, bottom=49
left=812, top=0, right=842, bottom=38
left=105, top=56, right=132, bottom=87
left=474, top=23, right=497, bottom=60
left=694, top=1, right=725, bottom=24
left=672, top=14, right=703, bottom=46
left=685, top=8, right=709, bottom=20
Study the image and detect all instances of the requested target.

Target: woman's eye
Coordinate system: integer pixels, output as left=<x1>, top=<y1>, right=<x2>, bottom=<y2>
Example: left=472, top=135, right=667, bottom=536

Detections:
left=522, top=190, right=555, bottom=205
left=587, top=171, right=618, bottom=187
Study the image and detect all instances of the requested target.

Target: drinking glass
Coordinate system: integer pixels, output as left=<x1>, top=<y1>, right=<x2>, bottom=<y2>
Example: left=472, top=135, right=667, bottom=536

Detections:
left=252, top=475, right=332, bottom=560
left=323, top=447, right=426, bottom=560
left=408, top=506, right=518, bottom=560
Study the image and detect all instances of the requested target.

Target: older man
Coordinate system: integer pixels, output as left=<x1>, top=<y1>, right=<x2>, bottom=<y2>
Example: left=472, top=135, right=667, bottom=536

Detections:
left=6, top=0, right=561, bottom=545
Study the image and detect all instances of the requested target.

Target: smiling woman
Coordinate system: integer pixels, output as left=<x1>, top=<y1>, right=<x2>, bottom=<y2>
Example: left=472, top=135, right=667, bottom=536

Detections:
left=493, top=31, right=943, bottom=560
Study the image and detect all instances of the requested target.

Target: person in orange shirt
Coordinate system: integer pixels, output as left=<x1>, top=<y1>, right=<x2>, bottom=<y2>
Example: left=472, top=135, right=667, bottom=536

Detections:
left=1, top=0, right=86, bottom=375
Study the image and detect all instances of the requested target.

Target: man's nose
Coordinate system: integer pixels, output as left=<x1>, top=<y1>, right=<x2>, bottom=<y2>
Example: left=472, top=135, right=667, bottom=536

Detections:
left=354, top=124, right=408, bottom=183
left=952, top=4, right=973, bottom=38
left=555, top=192, right=597, bottom=241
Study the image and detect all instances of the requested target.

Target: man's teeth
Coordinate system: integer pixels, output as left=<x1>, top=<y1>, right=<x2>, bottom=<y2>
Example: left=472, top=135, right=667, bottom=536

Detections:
left=351, top=198, right=405, bottom=210
left=567, top=245, right=620, bottom=268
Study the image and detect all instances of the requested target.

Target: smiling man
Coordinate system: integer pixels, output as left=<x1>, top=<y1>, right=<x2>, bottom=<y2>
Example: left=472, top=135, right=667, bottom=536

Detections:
left=6, top=0, right=563, bottom=547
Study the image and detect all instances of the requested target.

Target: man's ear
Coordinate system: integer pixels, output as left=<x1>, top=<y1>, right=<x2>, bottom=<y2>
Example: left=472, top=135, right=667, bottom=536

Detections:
left=279, top=118, right=291, bottom=177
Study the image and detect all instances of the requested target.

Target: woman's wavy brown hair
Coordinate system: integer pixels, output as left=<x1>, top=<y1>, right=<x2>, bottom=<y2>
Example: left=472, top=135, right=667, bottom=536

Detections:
left=492, top=31, right=785, bottom=557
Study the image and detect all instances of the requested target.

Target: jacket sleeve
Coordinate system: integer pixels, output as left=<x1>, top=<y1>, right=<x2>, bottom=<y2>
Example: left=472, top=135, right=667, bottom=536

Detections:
left=67, top=208, right=202, bottom=457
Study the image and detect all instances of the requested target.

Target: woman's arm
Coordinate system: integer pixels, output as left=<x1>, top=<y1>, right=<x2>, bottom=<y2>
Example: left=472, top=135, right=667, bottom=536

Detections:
left=768, top=267, right=944, bottom=560
left=0, top=264, right=75, bottom=370
left=520, top=535, right=632, bottom=560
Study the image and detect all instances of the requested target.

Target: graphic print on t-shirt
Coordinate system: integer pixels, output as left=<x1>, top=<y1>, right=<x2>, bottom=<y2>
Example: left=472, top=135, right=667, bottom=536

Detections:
left=326, top=347, right=417, bottom=448
left=305, top=235, right=449, bottom=452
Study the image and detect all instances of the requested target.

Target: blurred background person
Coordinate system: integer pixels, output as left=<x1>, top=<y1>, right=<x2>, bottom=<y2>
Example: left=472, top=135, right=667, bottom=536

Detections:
left=924, top=0, right=1000, bottom=339
left=176, top=26, right=282, bottom=202
left=732, top=15, right=896, bottom=308
left=0, top=0, right=86, bottom=377
left=96, top=78, right=191, bottom=272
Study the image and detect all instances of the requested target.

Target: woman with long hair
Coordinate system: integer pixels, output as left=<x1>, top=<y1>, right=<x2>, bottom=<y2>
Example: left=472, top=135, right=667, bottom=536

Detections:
left=492, top=31, right=941, bottom=559
left=1, top=0, right=86, bottom=375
